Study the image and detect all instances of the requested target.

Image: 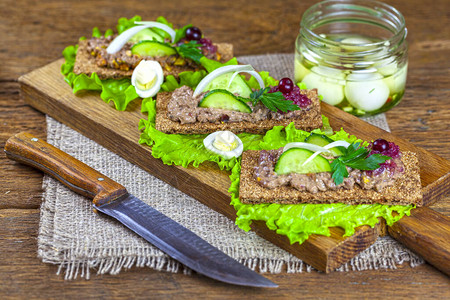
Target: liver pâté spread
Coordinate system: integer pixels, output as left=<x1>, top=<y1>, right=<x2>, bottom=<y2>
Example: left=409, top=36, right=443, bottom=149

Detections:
left=86, top=36, right=203, bottom=72
left=167, top=86, right=313, bottom=124
left=254, top=148, right=404, bottom=193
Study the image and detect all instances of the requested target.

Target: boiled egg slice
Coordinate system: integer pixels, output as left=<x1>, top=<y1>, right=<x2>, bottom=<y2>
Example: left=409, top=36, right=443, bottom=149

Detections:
left=203, top=131, right=243, bottom=159
left=131, top=60, right=164, bottom=98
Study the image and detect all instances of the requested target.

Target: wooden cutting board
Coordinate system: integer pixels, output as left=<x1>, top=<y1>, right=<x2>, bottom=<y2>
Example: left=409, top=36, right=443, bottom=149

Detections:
left=18, top=59, right=450, bottom=274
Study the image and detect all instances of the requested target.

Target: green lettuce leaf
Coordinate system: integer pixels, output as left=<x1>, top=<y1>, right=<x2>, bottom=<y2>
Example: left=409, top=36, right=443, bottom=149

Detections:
left=151, top=16, right=173, bottom=40
left=161, top=70, right=207, bottom=92
left=61, top=17, right=143, bottom=111
left=199, top=56, right=239, bottom=72
left=117, top=15, right=142, bottom=33
left=245, top=71, right=279, bottom=89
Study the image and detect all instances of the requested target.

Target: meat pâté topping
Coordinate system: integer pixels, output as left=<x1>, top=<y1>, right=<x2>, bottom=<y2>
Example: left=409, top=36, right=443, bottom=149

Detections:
left=166, top=77, right=313, bottom=125
left=253, top=138, right=402, bottom=193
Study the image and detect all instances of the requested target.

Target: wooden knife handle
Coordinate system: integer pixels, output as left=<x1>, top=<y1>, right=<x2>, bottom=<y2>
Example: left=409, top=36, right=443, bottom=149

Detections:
left=4, top=132, right=128, bottom=206
left=388, top=207, right=450, bottom=276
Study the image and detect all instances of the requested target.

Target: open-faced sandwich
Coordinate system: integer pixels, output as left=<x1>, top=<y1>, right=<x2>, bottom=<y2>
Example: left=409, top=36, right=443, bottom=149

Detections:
left=155, top=64, right=323, bottom=135
left=61, top=16, right=233, bottom=110
left=239, top=135, right=422, bottom=206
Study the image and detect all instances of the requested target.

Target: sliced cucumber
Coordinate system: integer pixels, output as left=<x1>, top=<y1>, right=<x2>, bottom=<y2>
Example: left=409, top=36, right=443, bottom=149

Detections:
left=199, top=89, right=252, bottom=113
left=131, top=41, right=176, bottom=57
left=129, top=28, right=164, bottom=43
left=204, top=73, right=253, bottom=98
left=274, top=148, right=331, bottom=175
left=304, top=133, right=344, bottom=157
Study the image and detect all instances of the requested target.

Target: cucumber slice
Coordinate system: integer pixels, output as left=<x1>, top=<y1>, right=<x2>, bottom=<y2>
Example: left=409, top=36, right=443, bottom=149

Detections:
left=204, top=73, right=253, bottom=98
left=304, top=133, right=344, bottom=157
left=131, top=41, right=176, bottom=57
left=274, top=148, right=331, bottom=175
left=199, top=89, right=252, bottom=113
left=129, top=28, right=164, bottom=43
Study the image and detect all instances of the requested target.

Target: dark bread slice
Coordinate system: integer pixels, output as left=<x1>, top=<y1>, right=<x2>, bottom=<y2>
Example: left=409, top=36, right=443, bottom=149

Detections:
left=155, top=89, right=323, bottom=135
left=239, top=150, right=423, bottom=206
left=73, top=39, right=234, bottom=80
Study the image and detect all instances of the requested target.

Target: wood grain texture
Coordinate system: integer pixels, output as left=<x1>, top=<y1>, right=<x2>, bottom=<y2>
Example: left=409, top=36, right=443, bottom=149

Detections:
left=388, top=207, right=450, bottom=276
left=17, top=58, right=450, bottom=274
left=5, top=132, right=128, bottom=205
left=1, top=0, right=449, bottom=298
left=1, top=209, right=449, bottom=299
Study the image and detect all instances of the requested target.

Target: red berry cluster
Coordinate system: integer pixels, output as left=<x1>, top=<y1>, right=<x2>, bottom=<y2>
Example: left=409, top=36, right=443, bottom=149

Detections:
left=368, top=139, right=402, bottom=175
left=184, top=26, right=217, bottom=55
left=268, top=77, right=311, bottom=108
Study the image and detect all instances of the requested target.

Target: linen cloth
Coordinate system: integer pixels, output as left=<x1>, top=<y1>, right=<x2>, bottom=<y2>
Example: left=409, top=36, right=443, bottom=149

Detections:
left=38, top=54, right=423, bottom=279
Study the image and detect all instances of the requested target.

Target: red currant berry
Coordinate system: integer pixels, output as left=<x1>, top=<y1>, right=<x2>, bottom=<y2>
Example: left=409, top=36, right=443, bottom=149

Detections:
left=185, top=27, right=202, bottom=41
left=278, top=78, right=294, bottom=94
left=372, top=139, right=390, bottom=152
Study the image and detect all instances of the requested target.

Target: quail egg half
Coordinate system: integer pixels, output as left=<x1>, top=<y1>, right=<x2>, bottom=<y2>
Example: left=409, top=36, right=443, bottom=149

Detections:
left=203, top=131, right=243, bottom=159
left=131, top=60, right=164, bottom=98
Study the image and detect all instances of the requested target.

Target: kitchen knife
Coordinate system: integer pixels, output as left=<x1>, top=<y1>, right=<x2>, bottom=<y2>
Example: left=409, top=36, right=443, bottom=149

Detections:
left=4, top=132, right=277, bottom=288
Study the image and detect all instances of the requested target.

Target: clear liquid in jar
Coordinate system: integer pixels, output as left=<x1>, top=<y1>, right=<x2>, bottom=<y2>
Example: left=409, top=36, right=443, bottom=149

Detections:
left=295, top=33, right=407, bottom=116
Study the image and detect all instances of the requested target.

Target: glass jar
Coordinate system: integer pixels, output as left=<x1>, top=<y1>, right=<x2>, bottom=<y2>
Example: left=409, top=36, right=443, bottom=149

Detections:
left=295, top=0, right=408, bottom=116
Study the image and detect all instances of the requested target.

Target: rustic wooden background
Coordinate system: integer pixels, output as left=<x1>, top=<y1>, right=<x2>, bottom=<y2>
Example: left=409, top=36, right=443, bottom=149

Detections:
left=1, top=0, right=449, bottom=298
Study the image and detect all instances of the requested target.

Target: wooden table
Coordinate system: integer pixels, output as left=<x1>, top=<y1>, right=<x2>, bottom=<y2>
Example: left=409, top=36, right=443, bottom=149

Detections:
left=1, top=0, right=449, bottom=298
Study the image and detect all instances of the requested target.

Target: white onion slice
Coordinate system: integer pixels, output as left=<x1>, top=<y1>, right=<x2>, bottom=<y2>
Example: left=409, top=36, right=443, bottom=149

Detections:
left=323, top=141, right=351, bottom=149
left=106, top=22, right=176, bottom=54
left=193, top=65, right=265, bottom=97
left=283, top=142, right=328, bottom=153
left=227, top=71, right=241, bottom=88
left=301, top=141, right=351, bottom=167
left=301, top=150, right=326, bottom=167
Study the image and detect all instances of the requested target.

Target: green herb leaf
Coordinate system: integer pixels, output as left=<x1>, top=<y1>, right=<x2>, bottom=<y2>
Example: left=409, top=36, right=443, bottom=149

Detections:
left=347, top=154, right=391, bottom=170
left=250, top=87, right=269, bottom=100
left=176, top=41, right=204, bottom=63
left=330, top=142, right=391, bottom=185
left=250, top=89, right=300, bottom=112
left=331, top=159, right=348, bottom=186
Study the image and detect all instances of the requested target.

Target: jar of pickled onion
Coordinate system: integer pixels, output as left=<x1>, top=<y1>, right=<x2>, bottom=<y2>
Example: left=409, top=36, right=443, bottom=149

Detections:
left=295, top=0, right=408, bottom=116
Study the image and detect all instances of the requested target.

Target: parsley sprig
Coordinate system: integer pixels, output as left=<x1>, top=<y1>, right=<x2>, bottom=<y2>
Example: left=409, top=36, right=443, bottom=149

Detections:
left=330, top=142, right=391, bottom=185
left=250, top=87, right=300, bottom=112
left=176, top=41, right=204, bottom=63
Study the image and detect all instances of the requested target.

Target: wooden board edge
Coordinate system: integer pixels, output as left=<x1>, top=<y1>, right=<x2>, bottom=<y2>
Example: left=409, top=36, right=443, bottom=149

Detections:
left=388, top=207, right=450, bottom=276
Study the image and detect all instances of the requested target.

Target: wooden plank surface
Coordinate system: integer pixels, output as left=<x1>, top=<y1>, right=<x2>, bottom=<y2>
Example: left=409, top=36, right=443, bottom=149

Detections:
left=1, top=0, right=450, bottom=298
left=18, top=58, right=450, bottom=273
left=388, top=207, right=450, bottom=276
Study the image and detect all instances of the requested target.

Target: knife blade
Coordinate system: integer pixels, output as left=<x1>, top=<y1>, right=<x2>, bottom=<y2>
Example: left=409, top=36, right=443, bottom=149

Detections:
left=5, top=132, right=277, bottom=288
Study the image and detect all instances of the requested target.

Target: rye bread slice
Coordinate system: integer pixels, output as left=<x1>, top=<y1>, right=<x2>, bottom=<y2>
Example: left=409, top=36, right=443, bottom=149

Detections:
left=155, top=89, right=323, bottom=135
left=239, top=150, right=423, bottom=206
left=73, top=39, right=234, bottom=80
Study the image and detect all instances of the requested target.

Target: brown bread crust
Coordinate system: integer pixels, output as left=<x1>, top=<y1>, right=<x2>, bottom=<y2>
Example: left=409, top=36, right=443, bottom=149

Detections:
left=239, top=150, right=423, bottom=206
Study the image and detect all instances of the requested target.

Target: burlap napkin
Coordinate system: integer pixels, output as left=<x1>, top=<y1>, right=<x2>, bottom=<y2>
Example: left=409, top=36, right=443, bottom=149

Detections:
left=38, top=54, right=424, bottom=280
